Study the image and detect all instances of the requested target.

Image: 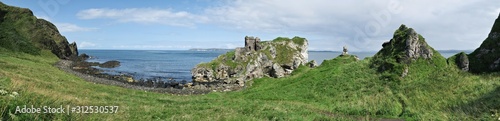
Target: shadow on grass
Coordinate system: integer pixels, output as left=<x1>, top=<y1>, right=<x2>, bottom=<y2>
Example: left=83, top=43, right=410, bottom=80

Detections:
left=451, top=86, right=500, bottom=118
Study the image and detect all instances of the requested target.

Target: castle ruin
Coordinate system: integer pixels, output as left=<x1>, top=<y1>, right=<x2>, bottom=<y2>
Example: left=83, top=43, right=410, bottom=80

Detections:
left=245, top=36, right=261, bottom=51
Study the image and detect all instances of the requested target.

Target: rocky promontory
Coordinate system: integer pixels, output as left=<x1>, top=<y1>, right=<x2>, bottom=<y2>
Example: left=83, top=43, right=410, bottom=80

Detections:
left=371, top=24, right=447, bottom=78
left=0, top=2, right=78, bottom=59
left=468, top=12, right=500, bottom=73
left=191, top=36, right=308, bottom=91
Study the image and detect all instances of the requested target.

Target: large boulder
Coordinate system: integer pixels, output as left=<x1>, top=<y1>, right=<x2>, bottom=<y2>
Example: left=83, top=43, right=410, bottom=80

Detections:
left=456, top=52, right=470, bottom=71
left=191, top=36, right=308, bottom=91
left=468, top=12, right=500, bottom=73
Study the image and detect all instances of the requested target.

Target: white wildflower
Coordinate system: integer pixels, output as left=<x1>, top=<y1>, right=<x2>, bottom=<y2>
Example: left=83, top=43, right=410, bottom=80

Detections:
left=9, top=94, right=15, bottom=98
left=11, top=91, right=18, bottom=96
left=0, top=89, right=7, bottom=95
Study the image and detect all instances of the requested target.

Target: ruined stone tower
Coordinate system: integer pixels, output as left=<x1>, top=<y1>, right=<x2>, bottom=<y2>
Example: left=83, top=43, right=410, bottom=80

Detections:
left=244, top=36, right=261, bottom=51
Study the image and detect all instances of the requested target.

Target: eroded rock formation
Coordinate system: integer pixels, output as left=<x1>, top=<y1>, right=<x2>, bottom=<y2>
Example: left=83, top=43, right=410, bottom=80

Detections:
left=191, top=36, right=308, bottom=91
left=371, top=24, right=446, bottom=77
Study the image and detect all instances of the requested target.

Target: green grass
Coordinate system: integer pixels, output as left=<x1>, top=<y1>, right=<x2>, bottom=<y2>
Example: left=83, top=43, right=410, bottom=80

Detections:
left=1, top=48, right=500, bottom=120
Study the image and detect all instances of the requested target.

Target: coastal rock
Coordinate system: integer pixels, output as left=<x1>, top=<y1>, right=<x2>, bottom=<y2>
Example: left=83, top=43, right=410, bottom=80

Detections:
left=191, top=36, right=308, bottom=91
left=405, top=28, right=433, bottom=60
left=79, top=53, right=90, bottom=60
left=468, top=12, right=500, bottom=73
left=307, top=60, right=318, bottom=68
left=192, top=67, right=215, bottom=82
left=270, top=63, right=285, bottom=78
left=69, top=42, right=78, bottom=57
left=99, top=60, right=121, bottom=68
left=371, top=24, right=446, bottom=77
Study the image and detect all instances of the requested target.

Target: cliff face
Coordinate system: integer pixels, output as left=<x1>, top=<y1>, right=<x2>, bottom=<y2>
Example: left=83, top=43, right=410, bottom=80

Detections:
left=0, top=2, right=77, bottom=59
left=191, top=36, right=308, bottom=91
left=371, top=25, right=446, bottom=78
left=468, top=13, right=500, bottom=73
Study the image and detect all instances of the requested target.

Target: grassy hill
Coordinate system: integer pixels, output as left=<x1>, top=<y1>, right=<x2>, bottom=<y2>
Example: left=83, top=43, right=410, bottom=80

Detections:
left=1, top=46, right=500, bottom=120
left=0, top=2, right=77, bottom=59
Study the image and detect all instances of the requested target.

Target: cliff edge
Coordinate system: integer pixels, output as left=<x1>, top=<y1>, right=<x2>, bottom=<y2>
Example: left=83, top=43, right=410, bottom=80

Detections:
left=0, top=2, right=77, bottom=59
left=468, top=12, right=500, bottom=73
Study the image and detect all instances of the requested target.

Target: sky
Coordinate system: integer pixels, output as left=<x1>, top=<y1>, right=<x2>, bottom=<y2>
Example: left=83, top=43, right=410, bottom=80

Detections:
left=1, top=0, right=499, bottom=51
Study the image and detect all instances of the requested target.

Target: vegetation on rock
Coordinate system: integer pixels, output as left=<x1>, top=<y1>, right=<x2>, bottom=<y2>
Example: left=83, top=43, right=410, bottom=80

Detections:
left=0, top=2, right=77, bottom=59
left=468, top=13, right=500, bottom=73
left=192, top=36, right=308, bottom=90
left=371, top=24, right=447, bottom=80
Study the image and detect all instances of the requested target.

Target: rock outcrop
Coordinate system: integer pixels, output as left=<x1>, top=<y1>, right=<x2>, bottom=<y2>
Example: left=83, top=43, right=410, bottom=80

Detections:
left=99, top=60, right=121, bottom=68
left=468, top=12, right=500, bottom=73
left=0, top=2, right=78, bottom=59
left=191, top=36, right=308, bottom=91
left=371, top=24, right=446, bottom=77
left=457, top=52, right=470, bottom=71
left=307, top=60, right=318, bottom=68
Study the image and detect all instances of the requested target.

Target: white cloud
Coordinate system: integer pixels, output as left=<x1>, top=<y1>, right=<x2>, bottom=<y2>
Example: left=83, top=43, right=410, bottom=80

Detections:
left=202, top=0, right=500, bottom=51
left=77, top=8, right=208, bottom=27
left=79, top=41, right=97, bottom=48
left=76, top=0, right=500, bottom=51
left=55, top=23, right=98, bottom=32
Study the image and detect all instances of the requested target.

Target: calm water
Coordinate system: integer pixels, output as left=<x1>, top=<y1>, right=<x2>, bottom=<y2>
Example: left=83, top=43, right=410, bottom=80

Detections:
left=80, top=50, right=229, bottom=81
left=80, top=50, right=471, bottom=81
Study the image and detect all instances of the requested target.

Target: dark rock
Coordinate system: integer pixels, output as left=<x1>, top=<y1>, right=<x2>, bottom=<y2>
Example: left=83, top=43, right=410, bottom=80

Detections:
left=382, top=41, right=390, bottom=47
left=79, top=53, right=90, bottom=60
left=69, top=42, right=78, bottom=57
left=456, top=52, right=469, bottom=71
left=99, top=60, right=120, bottom=68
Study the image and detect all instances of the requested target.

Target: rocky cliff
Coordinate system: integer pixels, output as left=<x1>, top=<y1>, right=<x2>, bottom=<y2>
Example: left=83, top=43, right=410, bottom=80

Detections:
left=371, top=25, right=446, bottom=78
left=0, top=2, right=77, bottom=59
left=468, top=13, right=500, bottom=73
left=191, top=36, right=308, bottom=91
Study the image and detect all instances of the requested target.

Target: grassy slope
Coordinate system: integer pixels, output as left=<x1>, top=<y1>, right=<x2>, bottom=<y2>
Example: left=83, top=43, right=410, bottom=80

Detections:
left=1, top=48, right=500, bottom=120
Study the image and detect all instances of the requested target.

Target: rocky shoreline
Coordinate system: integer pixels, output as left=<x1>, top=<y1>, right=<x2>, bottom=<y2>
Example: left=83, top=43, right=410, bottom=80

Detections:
left=55, top=59, right=211, bottom=95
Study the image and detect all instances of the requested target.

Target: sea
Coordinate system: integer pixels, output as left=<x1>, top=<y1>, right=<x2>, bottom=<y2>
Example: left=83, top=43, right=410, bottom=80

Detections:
left=80, top=50, right=472, bottom=82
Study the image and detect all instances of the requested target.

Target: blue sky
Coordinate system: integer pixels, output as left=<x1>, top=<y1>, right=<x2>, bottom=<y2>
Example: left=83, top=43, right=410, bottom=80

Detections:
left=1, top=0, right=499, bottom=51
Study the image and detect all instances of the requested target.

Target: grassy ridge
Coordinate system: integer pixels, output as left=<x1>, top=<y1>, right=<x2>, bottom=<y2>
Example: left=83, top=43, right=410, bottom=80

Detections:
left=0, top=48, right=500, bottom=120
